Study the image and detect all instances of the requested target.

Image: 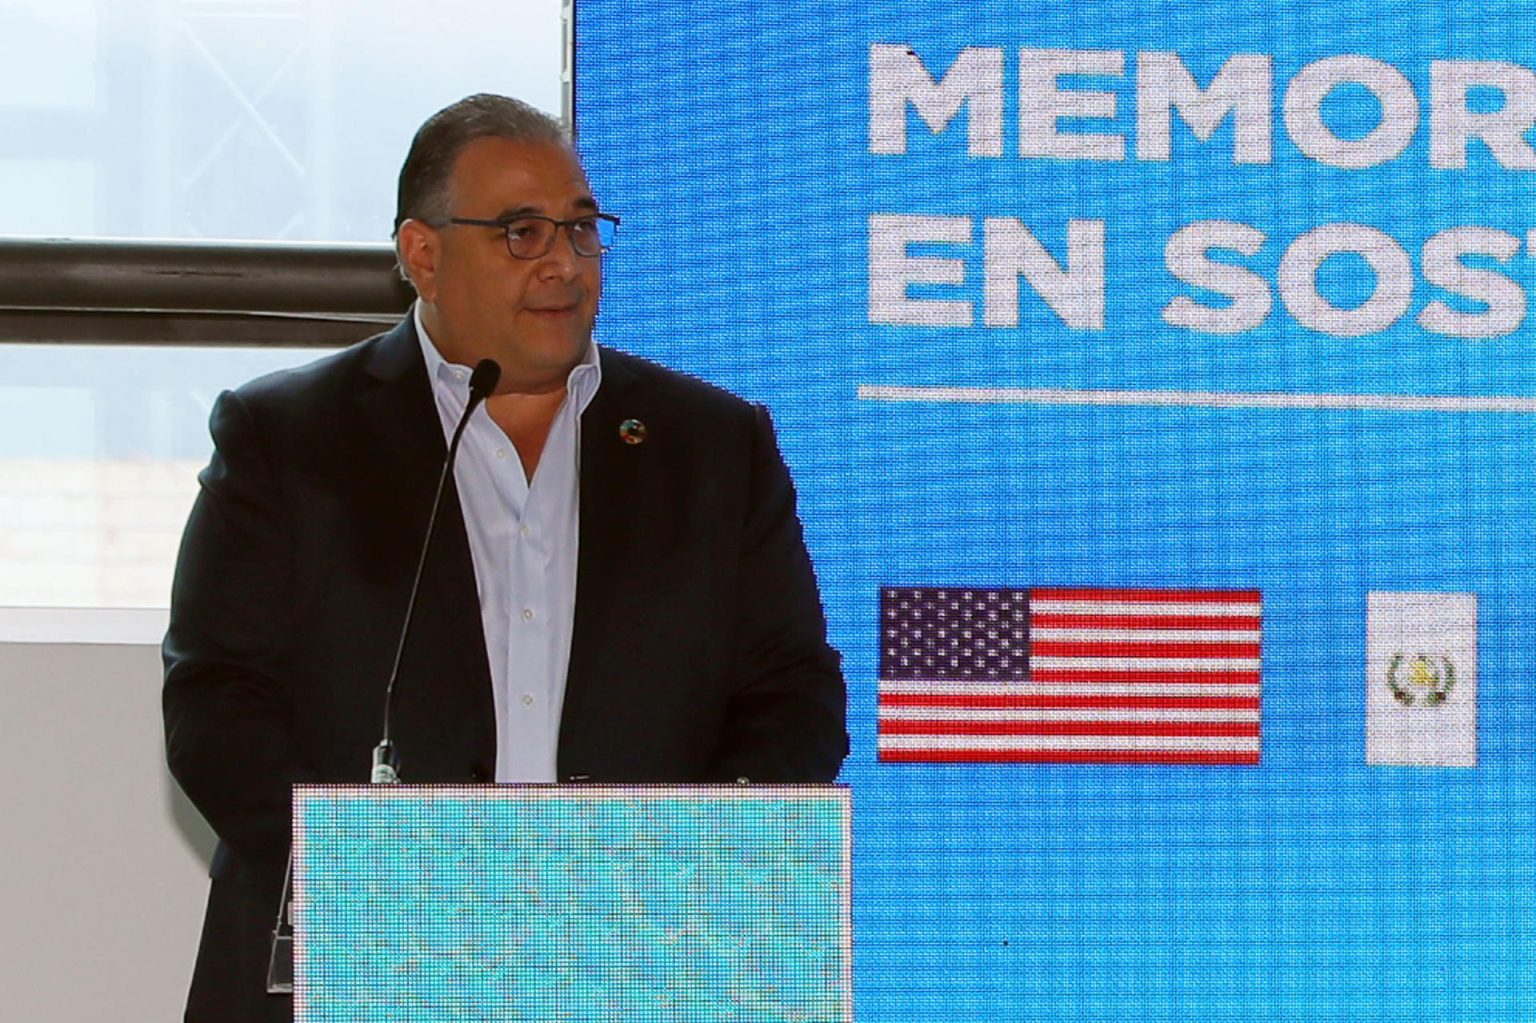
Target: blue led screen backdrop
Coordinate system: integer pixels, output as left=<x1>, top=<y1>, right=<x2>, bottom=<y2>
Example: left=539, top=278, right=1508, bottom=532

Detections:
left=573, top=2, right=1535, bottom=1020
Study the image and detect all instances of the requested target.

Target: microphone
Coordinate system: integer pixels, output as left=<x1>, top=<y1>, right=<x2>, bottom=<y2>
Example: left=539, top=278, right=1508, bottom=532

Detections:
left=271, top=358, right=502, bottom=992
left=371, top=357, right=500, bottom=783
left=266, top=360, right=501, bottom=994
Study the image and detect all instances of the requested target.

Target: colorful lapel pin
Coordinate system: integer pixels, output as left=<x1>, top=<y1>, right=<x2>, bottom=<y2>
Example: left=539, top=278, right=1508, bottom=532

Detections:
left=618, top=418, right=647, bottom=445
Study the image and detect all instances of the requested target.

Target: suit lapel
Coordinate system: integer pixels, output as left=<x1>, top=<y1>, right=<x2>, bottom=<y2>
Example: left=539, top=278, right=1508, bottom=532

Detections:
left=357, top=321, right=496, bottom=743
left=562, top=349, right=646, bottom=757
left=359, top=319, right=445, bottom=483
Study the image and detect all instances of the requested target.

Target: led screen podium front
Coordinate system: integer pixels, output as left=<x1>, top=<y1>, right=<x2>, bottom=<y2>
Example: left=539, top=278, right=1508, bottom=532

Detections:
left=289, top=784, right=852, bottom=1022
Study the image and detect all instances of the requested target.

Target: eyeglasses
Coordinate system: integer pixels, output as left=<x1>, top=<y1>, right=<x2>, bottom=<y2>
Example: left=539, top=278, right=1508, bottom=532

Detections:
left=437, top=213, right=620, bottom=259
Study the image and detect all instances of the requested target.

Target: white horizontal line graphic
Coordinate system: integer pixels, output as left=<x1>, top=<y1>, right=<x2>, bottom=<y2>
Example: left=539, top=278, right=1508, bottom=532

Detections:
left=857, top=384, right=1536, bottom=414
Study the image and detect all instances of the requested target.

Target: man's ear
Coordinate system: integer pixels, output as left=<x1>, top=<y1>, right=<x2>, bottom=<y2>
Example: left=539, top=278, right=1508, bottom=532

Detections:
left=395, top=220, right=439, bottom=302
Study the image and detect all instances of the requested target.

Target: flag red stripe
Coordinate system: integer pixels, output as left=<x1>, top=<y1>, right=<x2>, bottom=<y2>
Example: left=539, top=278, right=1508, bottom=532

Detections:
left=1030, top=589, right=1261, bottom=604
left=1029, top=669, right=1260, bottom=683
left=879, top=694, right=1260, bottom=710
left=879, top=720, right=1259, bottom=737
left=1031, top=640, right=1261, bottom=657
left=1030, top=613, right=1262, bottom=630
left=878, top=749, right=1261, bottom=765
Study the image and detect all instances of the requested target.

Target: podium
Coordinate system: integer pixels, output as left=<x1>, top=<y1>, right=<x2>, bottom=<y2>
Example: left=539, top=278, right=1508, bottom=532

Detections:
left=289, top=784, right=852, bottom=1022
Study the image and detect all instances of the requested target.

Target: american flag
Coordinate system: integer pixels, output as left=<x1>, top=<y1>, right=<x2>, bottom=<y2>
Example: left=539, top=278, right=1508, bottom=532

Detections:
left=877, top=587, right=1262, bottom=765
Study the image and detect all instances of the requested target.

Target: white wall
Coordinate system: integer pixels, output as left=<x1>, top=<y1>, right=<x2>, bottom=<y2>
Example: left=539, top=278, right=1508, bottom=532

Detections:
left=0, top=639, right=215, bottom=1021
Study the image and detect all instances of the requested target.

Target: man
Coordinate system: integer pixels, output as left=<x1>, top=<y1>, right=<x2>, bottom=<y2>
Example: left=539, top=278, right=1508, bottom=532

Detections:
left=163, top=93, right=847, bottom=1023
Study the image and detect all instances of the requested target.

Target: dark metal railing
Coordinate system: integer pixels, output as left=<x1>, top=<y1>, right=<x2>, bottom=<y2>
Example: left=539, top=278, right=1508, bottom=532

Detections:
left=0, top=237, right=415, bottom=347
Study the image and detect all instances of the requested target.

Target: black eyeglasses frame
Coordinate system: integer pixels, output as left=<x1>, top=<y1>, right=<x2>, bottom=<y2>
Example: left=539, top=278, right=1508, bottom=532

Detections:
left=433, top=212, right=620, bottom=260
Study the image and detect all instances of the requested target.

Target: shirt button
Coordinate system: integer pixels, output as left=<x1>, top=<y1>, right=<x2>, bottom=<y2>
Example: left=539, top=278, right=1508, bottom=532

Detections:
left=519, top=524, right=530, bottom=537
left=495, top=448, right=506, bottom=459
left=521, top=608, right=534, bottom=621
left=522, top=693, right=535, bottom=706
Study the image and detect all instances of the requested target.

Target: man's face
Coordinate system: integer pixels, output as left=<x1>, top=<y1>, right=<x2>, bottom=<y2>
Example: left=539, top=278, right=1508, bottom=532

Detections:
left=411, top=137, right=602, bottom=392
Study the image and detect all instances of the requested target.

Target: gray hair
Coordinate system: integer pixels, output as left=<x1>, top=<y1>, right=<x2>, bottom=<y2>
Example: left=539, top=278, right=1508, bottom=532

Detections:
left=393, top=93, right=569, bottom=236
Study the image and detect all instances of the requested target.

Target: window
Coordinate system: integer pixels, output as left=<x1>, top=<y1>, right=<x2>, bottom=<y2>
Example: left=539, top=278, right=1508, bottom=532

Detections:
left=0, top=0, right=567, bottom=625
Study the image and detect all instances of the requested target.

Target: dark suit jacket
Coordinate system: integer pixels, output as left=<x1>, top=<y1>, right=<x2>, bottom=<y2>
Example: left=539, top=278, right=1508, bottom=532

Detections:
left=162, top=319, right=847, bottom=1023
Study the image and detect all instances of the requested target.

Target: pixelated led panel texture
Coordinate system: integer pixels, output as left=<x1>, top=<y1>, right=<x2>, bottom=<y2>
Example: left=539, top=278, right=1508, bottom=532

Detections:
left=292, top=784, right=852, bottom=1022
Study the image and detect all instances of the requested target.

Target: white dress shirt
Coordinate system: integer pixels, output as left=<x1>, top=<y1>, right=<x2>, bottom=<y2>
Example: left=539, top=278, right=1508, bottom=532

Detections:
left=414, top=304, right=602, bottom=781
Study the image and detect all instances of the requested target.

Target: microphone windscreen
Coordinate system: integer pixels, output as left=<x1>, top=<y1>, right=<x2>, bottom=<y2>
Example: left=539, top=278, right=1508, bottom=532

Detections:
left=469, top=358, right=501, bottom=399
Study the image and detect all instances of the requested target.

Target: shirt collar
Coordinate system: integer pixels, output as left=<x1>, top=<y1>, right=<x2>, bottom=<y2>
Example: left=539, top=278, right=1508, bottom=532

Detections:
left=412, top=300, right=602, bottom=412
